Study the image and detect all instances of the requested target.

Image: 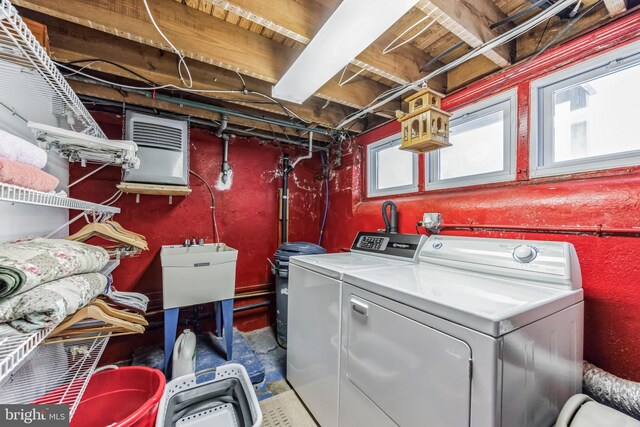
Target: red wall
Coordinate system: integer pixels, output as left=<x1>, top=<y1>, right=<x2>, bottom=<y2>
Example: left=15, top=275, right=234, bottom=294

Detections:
left=70, top=111, right=325, bottom=362
left=322, top=12, right=640, bottom=382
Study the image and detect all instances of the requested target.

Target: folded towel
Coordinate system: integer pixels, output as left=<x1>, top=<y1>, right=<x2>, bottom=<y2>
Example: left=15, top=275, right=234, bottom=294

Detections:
left=0, top=238, right=109, bottom=299
left=0, top=273, right=108, bottom=332
left=0, top=157, right=58, bottom=192
left=0, top=128, right=48, bottom=169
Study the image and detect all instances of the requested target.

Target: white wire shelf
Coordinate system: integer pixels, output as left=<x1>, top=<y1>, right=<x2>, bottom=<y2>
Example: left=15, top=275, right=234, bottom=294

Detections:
left=0, top=0, right=104, bottom=138
left=0, top=325, right=55, bottom=387
left=0, top=182, right=120, bottom=213
left=0, top=334, right=109, bottom=419
left=101, top=259, right=121, bottom=276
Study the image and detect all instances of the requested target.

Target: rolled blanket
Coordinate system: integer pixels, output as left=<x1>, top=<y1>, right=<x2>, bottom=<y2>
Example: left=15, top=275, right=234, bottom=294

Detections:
left=0, top=128, right=48, bottom=169
left=0, top=157, right=58, bottom=192
left=0, top=238, right=109, bottom=299
left=0, top=273, right=108, bottom=333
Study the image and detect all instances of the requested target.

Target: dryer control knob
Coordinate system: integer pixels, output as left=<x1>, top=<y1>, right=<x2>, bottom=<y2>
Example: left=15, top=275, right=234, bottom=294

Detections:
left=513, top=245, right=537, bottom=263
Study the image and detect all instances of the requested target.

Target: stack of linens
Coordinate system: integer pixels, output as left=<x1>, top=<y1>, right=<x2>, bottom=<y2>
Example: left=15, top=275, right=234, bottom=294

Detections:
left=0, top=238, right=110, bottom=333
left=0, top=128, right=58, bottom=192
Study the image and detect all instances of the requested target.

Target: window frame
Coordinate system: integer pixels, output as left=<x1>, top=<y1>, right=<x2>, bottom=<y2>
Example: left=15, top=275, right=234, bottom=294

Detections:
left=425, top=89, right=517, bottom=190
left=367, top=134, right=418, bottom=198
left=530, top=39, right=640, bottom=178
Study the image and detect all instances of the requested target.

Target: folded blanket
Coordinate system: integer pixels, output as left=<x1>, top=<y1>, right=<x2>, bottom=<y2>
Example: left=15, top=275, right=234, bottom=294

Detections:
left=0, top=238, right=109, bottom=299
left=0, top=128, right=48, bottom=169
left=0, top=157, right=58, bottom=192
left=0, top=273, right=108, bottom=332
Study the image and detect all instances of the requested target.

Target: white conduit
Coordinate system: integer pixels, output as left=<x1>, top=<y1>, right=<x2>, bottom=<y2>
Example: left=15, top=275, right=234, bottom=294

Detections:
left=336, top=0, right=581, bottom=129
left=583, top=361, right=640, bottom=419
left=290, top=132, right=314, bottom=169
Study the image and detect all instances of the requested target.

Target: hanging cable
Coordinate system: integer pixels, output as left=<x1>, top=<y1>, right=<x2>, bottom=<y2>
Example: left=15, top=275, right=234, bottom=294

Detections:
left=189, top=170, right=220, bottom=243
left=142, top=0, right=193, bottom=88
left=382, top=10, right=441, bottom=54
left=318, top=152, right=329, bottom=246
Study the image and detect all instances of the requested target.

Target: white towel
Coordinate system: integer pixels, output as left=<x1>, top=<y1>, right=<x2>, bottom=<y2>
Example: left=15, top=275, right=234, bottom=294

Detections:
left=0, top=128, right=48, bottom=169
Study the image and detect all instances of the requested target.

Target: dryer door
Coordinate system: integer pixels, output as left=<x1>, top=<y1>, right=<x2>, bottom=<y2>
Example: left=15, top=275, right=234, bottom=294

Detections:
left=340, top=293, right=472, bottom=427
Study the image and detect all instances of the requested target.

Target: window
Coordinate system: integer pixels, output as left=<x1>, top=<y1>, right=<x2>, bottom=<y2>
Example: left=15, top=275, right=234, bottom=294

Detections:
left=367, top=134, right=418, bottom=197
left=426, top=89, right=517, bottom=189
left=531, top=40, right=640, bottom=177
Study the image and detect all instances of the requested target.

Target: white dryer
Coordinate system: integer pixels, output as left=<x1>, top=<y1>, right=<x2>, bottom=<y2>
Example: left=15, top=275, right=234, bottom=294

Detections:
left=339, top=235, right=584, bottom=427
left=287, top=232, right=427, bottom=427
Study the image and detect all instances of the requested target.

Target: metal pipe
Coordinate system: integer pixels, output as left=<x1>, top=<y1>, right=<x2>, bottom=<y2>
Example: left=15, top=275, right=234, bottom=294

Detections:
left=281, top=154, right=290, bottom=244
left=290, top=132, right=314, bottom=169
left=68, top=76, right=332, bottom=135
left=78, top=95, right=330, bottom=150
left=215, top=114, right=228, bottom=137
left=234, top=300, right=272, bottom=313
left=221, top=134, right=231, bottom=184
left=336, top=0, right=580, bottom=129
left=435, top=223, right=640, bottom=237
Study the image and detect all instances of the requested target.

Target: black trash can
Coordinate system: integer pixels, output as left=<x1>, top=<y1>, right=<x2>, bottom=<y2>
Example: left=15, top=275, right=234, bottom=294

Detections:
left=273, top=242, right=326, bottom=347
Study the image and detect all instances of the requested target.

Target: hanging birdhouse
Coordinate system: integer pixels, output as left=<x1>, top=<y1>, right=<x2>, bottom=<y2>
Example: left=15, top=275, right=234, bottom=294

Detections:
left=396, top=87, right=452, bottom=153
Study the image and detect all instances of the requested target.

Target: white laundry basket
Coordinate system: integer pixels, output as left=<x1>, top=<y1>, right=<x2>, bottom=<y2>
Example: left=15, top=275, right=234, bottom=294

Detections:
left=155, top=363, right=262, bottom=427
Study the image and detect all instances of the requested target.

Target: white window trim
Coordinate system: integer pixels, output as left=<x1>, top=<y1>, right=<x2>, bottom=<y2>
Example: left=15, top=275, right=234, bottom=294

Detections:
left=425, top=89, right=517, bottom=191
left=530, top=39, right=640, bottom=178
left=367, top=134, right=418, bottom=197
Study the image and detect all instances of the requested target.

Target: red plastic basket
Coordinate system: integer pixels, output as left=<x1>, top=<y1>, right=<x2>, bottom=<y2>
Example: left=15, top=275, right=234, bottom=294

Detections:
left=71, top=366, right=165, bottom=427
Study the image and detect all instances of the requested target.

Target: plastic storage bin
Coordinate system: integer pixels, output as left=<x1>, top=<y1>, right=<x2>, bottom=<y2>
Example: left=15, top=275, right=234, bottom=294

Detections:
left=71, top=366, right=165, bottom=427
left=273, top=242, right=326, bottom=347
left=155, top=363, right=262, bottom=427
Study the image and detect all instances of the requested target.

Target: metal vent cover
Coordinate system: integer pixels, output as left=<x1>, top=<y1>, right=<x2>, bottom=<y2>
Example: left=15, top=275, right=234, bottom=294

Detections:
left=124, top=111, right=189, bottom=185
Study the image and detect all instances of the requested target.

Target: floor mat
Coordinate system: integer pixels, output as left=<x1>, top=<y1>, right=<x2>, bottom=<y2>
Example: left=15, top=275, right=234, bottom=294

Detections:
left=260, top=390, right=318, bottom=427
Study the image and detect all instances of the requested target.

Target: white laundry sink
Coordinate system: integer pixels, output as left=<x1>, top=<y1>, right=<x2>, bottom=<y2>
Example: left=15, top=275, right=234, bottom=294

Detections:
left=161, top=243, right=237, bottom=309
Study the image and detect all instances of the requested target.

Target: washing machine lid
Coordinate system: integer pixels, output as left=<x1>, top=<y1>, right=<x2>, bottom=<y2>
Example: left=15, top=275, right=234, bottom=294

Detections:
left=344, top=264, right=583, bottom=337
left=290, top=252, right=411, bottom=279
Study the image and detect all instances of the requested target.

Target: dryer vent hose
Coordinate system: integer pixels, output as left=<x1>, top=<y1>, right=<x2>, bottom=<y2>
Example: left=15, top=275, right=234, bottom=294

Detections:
left=583, top=361, right=640, bottom=420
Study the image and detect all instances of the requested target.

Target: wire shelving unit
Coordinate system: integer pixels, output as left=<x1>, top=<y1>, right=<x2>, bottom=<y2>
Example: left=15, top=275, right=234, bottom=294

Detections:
left=0, top=183, right=121, bottom=213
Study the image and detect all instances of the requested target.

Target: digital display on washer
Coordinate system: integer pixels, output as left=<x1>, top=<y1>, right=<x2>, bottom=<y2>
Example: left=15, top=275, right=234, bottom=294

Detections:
left=356, top=235, right=390, bottom=251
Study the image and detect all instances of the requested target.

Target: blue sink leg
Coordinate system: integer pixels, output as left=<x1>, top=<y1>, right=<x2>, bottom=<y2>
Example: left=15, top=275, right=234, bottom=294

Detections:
left=164, top=307, right=180, bottom=375
left=221, top=298, right=234, bottom=360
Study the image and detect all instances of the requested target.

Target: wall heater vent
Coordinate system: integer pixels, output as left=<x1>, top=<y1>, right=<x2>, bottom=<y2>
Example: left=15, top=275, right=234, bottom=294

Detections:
left=124, top=111, right=189, bottom=185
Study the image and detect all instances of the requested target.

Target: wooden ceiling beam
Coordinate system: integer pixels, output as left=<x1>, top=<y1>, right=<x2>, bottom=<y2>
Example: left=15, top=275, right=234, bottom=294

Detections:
left=416, top=0, right=512, bottom=68
left=177, top=0, right=444, bottom=89
left=12, top=0, right=399, bottom=113
left=20, top=11, right=362, bottom=132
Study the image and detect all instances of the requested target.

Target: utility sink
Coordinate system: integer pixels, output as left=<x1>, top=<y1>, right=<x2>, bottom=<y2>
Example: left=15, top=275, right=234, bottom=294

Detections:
left=161, top=243, right=238, bottom=309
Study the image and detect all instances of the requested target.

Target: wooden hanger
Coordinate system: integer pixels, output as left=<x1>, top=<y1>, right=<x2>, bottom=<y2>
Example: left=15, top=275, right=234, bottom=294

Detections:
left=92, top=299, right=148, bottom=326
left=51, top=304, right=144, bottom=336
left=105, top=220, right=146, bottom=240
left=66, top=223, right=148, bottom=250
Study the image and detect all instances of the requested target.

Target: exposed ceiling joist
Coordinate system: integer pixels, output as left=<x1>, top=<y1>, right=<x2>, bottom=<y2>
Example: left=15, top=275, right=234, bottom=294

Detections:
left=417, top=0, right=513, bottom=67
left=603, top=0, right=627, bottom=16
left=12, top=0, right=400, bottom=114
left=21, top=11, right=363, bottom=132
left=174, top=0, right=445, bottom=89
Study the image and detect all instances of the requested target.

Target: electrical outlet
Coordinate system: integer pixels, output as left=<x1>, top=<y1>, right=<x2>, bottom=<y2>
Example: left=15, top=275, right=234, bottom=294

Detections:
left=422, top=213, right=442, bottom=231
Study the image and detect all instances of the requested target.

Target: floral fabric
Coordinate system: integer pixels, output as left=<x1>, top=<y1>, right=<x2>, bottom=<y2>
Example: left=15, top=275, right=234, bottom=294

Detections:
left=0, top=272, right=108, bottom=332
left=0, top=238, right=109, bottom=299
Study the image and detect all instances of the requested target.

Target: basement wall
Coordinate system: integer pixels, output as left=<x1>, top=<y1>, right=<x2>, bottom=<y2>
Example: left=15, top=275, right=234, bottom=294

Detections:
left=70, top=111, right=325, bottom=363
left=321, top=12, right=640, bottom=382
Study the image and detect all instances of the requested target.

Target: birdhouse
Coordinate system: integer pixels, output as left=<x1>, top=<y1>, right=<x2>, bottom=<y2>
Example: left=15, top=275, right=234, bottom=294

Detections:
left=396, top=87, right=452, bottom=153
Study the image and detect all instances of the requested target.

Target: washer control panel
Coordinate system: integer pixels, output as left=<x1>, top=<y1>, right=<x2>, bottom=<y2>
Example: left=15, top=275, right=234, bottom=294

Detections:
left=351, top=232, right=426, bottom=261
left=420, top=235, right=582, bottom=290
left=356, top=235, right=390, bottom=251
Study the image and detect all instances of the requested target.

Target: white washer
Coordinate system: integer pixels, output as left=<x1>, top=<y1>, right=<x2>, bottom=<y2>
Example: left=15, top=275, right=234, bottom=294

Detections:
left=339, top=235, right=584, bottom=427
left=287, top=232, right=427, bottom=427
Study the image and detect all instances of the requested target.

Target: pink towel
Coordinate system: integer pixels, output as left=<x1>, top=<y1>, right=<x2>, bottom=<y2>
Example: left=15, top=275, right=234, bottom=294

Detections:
left=0, top=157, right=59, bottom=192
left=0, top=128, right=48, bottom=169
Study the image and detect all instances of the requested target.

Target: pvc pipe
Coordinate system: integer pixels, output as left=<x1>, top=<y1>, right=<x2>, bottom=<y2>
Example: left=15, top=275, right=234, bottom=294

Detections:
left=290, top=132, right=314, bottom=169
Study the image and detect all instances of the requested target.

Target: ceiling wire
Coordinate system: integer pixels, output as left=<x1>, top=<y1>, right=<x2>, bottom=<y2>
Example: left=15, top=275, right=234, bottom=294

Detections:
left=142, top=0, right=193, bottom=88
left=382, top=9, right=441, bottom=54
